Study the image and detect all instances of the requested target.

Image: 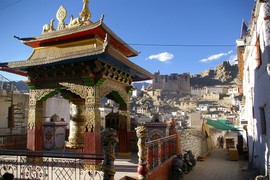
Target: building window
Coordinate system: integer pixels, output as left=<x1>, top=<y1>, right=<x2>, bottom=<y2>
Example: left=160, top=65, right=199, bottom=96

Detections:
left=8, top=106, right=14, bottom=128
left=252, top=106, right=255, bottom=118
left=259, top=106, right=267, bottom=135
left=247, top=67, right=250, bottom=83
left=256, top=36, right=262, bottom=69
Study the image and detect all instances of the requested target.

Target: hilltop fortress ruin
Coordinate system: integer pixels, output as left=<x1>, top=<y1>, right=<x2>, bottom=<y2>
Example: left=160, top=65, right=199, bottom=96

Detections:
left=152, top=71, right=191, bottom=95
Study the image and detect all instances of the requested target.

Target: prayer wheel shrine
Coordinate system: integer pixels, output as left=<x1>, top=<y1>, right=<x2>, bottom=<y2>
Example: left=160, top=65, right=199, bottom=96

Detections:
left=0, top=0, right=153, bottom=155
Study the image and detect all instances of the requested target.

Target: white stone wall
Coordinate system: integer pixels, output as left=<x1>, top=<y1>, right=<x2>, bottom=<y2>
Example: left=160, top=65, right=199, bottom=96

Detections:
left=202, top=93, right=220, bottom=101
left=240, top=0, right=270, bottom=175
left=191, top=87, right=207, bottom=96
left=206, top=86, right=228, bottom=94
left=43, top=97, right=70, bottom=127
left=188, top=111, right=202, bottom=129
left=0, top=96, right=10, bottom=130
left=0, top=93, right=29, bottom=135
left=179, top=129, right=204, bottom=158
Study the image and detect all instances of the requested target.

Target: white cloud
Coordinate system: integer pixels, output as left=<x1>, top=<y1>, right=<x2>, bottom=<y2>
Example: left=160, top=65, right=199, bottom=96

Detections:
left=133, top=80, right=153, bottom=84
left=227, top=55, right=238, bottom=65
left=146, top=52, right=174, bottom=62
left=199, top=50, right=233, bottom=63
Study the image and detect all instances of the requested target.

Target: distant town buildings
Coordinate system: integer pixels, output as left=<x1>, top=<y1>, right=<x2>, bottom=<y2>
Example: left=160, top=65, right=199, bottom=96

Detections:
left=131, top=67, right=242, bottom=134
left=191, top=86, right=228, bottom=96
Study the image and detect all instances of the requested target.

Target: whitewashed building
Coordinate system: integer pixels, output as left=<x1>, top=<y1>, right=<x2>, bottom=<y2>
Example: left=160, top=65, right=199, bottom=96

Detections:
left=237, top=0, right=270, bottom=176
left=228, top=86, right=239, bottom=95
left=196, top=104, right=209, bottom=111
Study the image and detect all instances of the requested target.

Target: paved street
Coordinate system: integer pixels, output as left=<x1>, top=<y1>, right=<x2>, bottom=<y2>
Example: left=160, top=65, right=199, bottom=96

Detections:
left=113, top=149, right=260, bottom=180
left=0, top=148, right=260, bottom=179
left=114, top=153, right=138, bottom=180
left=184, top=149, right=259, bottom=180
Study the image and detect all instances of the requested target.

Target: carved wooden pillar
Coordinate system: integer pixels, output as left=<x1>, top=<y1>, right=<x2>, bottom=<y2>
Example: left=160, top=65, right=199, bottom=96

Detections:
left=59, top=82, right=102, bottom=155
left=136, top=126, right=148, bottom=180
left=126, top=101, right=131, bottom=131
left=27, top=89, right=53, bottom=151
left=118, top=102, right=131, bottom=156
left=101, top=128, right=119, bottom=180
left=176, top=131, right=182, bottom=154
left=84, top=86, right=102, bottom=155
left=65, top=99, right=85, bottom=150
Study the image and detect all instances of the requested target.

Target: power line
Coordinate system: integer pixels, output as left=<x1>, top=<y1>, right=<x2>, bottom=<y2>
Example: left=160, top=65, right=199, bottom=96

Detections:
left=126, top=43, right=257, bottom=47
left=124, top=43, right=256, bottom=47
left=128, top=43, right=236, bottom=47
left=0, top=0, right=21, bottom=11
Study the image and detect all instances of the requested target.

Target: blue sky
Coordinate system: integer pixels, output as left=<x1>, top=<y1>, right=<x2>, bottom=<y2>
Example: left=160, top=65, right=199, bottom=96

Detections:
left=0, top=0, right=254, bottom=81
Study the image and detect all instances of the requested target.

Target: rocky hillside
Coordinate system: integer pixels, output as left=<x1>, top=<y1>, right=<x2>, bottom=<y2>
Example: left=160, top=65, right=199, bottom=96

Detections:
left=3, top=61, right=239, bottom=92
left=14, top=81, right=29, bottom=92
left=190, top=61, right=240, bottom=87
left=132, top=61, right=240, bottom=89
left=1, top=80, right=29, bottom=93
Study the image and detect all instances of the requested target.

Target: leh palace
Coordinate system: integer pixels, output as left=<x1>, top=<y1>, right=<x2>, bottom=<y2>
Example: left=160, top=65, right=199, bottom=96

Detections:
left=0, top=0, right=268, bottom=180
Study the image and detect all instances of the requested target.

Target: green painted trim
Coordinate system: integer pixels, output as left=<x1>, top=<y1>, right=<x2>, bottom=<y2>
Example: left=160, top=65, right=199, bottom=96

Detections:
left=96, top=78, right=106, bottom=87
left=83, top=76, right=95, bottom=86
left=128, top=87, right=136, bottom=94
left=40, top=90, right=58, bottom=101
left=110, top=91, right=125, bottom=105
left=26, top=82, right=36, bottom=89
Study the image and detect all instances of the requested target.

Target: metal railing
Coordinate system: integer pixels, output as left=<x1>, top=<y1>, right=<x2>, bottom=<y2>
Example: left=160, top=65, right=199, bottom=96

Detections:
left=0, top=150, right=104, bottom=180
left=146, top=134, right=177, bottom=171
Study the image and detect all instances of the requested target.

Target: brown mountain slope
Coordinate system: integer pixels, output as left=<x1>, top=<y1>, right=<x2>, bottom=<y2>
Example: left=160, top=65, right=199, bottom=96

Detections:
left=190, top=61, right=239, bottom=87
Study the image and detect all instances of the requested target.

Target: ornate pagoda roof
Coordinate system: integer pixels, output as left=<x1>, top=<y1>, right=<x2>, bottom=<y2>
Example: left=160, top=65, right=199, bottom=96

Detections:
left=0, top=1, right=153, bottom=82
left=18, top=17, right=139, bottom=58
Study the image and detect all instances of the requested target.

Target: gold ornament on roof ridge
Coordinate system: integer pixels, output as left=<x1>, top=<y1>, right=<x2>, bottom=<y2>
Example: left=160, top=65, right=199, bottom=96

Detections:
left=57, top=5, right=67, bottom=30
left=67, top=15, right=83, bottom=28
left=42, top=19, right=55, bottom=34
left=42, top=1, right=91, bottom=33
left=80, top=0, right=91, bottom=22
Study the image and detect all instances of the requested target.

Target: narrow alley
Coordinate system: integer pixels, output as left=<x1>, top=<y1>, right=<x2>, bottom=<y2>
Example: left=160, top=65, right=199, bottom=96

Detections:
left=184, top=149, right=259, bottom=180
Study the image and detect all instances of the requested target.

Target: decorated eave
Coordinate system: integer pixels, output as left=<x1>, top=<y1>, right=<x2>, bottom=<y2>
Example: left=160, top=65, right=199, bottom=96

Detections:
left=0, top=1, right=153, bottom=82
left=3, top=38, right=153, bottom=82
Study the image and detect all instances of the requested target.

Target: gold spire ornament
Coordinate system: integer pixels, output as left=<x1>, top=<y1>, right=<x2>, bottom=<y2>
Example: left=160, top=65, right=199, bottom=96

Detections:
left=80, top=0, right=92, bottom=22
left=42, top=19, right=55, bottom=34
left=56, top=5, right=67, bottom=30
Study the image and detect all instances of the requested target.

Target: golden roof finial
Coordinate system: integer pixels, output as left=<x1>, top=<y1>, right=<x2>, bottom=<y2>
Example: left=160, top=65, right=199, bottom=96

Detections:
left=80, top=0, right=91, bottom=22
left=56, top=5, right=67, bottom=30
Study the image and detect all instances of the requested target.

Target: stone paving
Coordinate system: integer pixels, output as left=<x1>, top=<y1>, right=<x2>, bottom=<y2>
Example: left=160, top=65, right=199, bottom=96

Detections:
left=184, top=149, right=259, bottom=180
left=0, top=148, right=260, bottom=179
left=113, top=149, right=260, bottom=180
left=114, top=153, right=138, bottom=180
